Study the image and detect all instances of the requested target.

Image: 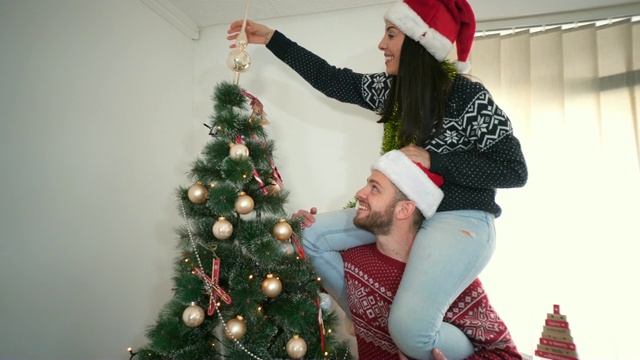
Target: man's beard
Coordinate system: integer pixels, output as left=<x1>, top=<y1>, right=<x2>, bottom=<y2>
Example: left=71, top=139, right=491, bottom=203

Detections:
left=353, top=202, right=395, bottom=236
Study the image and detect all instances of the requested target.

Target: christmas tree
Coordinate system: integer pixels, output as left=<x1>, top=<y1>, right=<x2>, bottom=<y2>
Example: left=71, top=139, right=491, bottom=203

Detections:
left=130, top=82, right=352, bottom=360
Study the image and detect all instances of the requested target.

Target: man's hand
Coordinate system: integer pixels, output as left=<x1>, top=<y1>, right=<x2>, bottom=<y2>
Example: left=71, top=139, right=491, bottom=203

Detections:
left=292, top=207, right=317, bottom=229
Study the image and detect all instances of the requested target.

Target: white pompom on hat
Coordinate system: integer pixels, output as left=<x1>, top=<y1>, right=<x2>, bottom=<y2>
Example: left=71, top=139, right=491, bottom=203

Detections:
left=371, top=150, right=444, bottom=219
left=384, top=0, right=476, bottom=73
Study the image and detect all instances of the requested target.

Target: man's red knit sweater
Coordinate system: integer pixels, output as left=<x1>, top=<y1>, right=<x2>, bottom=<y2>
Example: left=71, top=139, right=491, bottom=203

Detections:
left=342, top=244, right=521, bottom=360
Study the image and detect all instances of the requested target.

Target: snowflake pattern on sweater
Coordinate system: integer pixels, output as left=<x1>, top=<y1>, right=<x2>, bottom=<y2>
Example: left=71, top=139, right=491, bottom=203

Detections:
left=266, top=31, right=527, bottom=217
left=342, top=245, right=521, bottom=360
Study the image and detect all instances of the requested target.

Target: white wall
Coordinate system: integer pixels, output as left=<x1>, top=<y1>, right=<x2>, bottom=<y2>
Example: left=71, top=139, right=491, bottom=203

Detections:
left=0, top=1, right=194, bottom=359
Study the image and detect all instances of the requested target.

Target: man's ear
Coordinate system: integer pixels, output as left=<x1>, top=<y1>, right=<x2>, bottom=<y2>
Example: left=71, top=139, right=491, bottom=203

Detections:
left=395, top=200, right=417, bottom=220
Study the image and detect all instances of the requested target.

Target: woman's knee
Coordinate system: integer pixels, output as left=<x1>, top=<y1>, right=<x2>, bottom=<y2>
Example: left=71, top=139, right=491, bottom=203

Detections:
left=301, top=226, right=323, bottom=254
left=388, top=307, right=437, bottom=353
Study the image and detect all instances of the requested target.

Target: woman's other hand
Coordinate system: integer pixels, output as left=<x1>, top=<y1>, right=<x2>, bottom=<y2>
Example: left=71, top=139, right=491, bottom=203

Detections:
left=400, top=143, right=431, bottom=169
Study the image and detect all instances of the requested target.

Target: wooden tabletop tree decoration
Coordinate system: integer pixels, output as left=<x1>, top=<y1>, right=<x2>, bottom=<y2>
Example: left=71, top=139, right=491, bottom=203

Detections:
left=534, top=304, right=579, bottom=360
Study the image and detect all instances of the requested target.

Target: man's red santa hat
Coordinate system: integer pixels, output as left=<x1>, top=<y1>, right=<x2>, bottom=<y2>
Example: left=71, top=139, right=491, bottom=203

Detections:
left=371, top=150, right=444, bottom=219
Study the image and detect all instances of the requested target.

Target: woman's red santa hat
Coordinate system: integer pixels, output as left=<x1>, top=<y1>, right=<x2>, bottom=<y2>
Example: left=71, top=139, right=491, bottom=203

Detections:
left=384, top=0, right=476, bottom=73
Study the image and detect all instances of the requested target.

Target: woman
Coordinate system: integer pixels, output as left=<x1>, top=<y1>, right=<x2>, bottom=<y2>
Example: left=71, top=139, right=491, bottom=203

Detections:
left=228, top=1, right=527, bottom=358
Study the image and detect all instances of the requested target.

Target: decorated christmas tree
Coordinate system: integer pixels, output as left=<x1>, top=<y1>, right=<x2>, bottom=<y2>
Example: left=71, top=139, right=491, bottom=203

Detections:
left=129, top=82, right=351, bottom=360
left=129, top=9, right=351, bottom=357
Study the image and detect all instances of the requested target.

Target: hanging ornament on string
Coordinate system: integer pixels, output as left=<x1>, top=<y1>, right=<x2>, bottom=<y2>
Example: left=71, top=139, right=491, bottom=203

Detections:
left=234, top=191, right=254, bottom=215
left=224, top=315, right=247, bottom=340
left=182, top=302, right=205, bottom=327
left=187, top=182, right=208, bottom=204
left=272, top=219, right=292, bottom=241
left=286, top=335, right=308, bottom=359
left=212, top=217, right=233, bottom=240
left=261, top=274, right=282, bottom=298
left=227, top=0, right=252, bottom=85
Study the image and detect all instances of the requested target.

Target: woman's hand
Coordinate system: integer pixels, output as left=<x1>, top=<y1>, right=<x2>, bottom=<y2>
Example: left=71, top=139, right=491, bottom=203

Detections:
left=431, top=349, right=447, bottom=360
left=398, top=348, right=447, bottom=360
left=227, top=19, right=275, bottom=47
left=292, top=207, right=318, bottom=229
left=399, top=144, right=431, bottom=169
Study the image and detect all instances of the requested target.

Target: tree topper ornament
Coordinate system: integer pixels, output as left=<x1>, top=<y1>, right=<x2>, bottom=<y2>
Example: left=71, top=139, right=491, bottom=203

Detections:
left=227, top=1, right=251, bottom=85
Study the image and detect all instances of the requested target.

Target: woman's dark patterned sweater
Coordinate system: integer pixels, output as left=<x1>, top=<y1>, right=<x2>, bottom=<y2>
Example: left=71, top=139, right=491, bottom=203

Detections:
left=266, top=31, right=527, bottom=217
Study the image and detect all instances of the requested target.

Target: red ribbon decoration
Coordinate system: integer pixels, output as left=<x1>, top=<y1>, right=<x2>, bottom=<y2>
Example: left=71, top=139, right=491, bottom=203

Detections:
left=290, top=235, right=306, bottom=260
left=233, top=133, right=269, bottom=194
left=251, top=131, right=284, bottom=189
left=313, top=297, right=326, bottom=351
left=237, top=89, right=264, bottom=120
left=247, top=131, right=282, bottom=192
left=237, top=89, right=284, bottom=190
left=253, top=167, right=268, bottom=195
left=194, top=258, right=231, bottom=315
left=270, top=158, right=284, bottom=189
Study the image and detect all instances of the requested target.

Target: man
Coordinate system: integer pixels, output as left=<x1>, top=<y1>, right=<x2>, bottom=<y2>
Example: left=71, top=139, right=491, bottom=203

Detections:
left=296, top=150, right=520, bottom=360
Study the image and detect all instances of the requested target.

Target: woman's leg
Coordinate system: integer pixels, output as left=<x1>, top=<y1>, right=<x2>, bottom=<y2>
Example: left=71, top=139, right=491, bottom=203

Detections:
left=301, top=208, right=375, bottom=314
left=389, top=210, right=496, bottom=360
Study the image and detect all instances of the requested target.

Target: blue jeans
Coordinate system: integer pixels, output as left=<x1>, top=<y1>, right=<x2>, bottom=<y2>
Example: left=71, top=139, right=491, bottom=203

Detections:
left=302, top=208, right=496, bottom=360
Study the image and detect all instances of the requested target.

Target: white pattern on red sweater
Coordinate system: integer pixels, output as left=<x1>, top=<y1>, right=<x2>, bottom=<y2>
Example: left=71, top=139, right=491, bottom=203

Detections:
left=342, top=244, right=521, bottom=360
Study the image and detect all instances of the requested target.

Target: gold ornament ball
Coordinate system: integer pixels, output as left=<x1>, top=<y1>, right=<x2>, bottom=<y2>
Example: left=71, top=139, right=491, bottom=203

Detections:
left=272, top=219, right=293, bottom=241
left=286, top=335, right=307, bottom=359
left=276, top=241, right=295, bottom=256
left=212, top=217, right=233, bottom=240
left=261, top=274, right=282, bottom=298
left=235, top=192, right=254, bottom=215
left=229, top=143, right=250, bottom=160
left=319, top=292, right=333, bottom=311
left=187, top=182, right=208, bottom=204
left=226, top=49, right=251, bottom=73
left=268, top=181, right=281, bottom=194
left=225, top=316, right=247, bottom=340
left=182, top=302, right=205, bottom=327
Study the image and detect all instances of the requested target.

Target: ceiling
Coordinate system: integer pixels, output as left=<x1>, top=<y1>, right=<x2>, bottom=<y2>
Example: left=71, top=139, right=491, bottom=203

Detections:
left=141, top=0, right=640, bottom=39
